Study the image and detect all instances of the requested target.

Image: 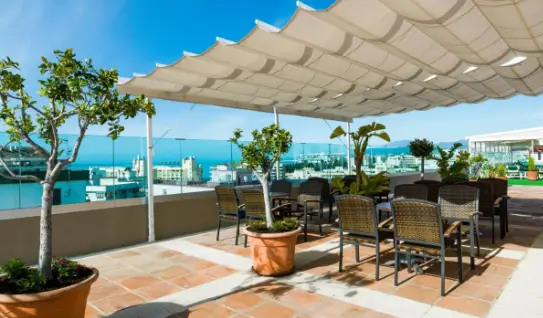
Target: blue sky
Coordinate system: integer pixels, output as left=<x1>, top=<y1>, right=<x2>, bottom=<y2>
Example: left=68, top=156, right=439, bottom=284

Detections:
left=1, top=0, right=542, bottom=146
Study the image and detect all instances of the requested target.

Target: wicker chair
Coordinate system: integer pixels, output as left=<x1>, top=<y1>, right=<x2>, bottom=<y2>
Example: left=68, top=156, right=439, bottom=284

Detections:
left=459, top=181, right=502, bottom=244
left=438, top=185, right=480, bottom=269
left=215, top=186, right=246, bottom=245
left=336, top=195, right=393, bottom=280
left=394, top=184, right=428, bottom=200
left=242, top=190, right=292, bottom=247
left=391, top=200, right=463, bottom=296
left=308, top=177, right=335, bottom=222
left=414, top=180, right=444, bottom=203
left=278, top=181, right=324, bottom=242
left=270, top=179, right=292, bottom=197
left=478, top=178, right=509, bottom=234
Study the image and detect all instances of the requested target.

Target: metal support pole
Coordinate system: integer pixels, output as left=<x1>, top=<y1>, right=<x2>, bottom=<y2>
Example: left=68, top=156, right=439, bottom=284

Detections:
left=146, top=114, right=155, bottom=242
left=274, top=107, right=281, bottom=181
left=347, top=122, right=352, bottom=175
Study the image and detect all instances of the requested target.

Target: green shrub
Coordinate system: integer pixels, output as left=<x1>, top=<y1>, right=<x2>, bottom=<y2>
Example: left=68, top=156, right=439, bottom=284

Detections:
left=0, top=259, right=46, bottom=294
left=496, top=164, right=507, bottom=177
left=249, top=218, right=300, bottom=233
left=528, top=156, right=538, bottom=171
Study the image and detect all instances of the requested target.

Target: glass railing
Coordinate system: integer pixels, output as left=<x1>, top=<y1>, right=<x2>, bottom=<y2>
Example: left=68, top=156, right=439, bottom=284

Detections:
left=0, top=131, right=443, bottom=210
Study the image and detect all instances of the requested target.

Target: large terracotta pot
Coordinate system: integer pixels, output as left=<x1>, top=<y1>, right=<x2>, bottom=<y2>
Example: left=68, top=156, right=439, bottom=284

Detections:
left=0, top=268, right=98, bottom=318
left=245, top=227, right=301, bottom=277
left=527, top=171, right=538, bottom=181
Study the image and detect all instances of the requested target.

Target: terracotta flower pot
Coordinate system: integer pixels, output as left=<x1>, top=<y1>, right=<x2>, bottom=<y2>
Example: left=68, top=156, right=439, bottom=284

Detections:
left=0, top=268, right=99, bottom=318
left=527, top=171, right=538, bottom=181
left=245, top=227, right=301, bottom=277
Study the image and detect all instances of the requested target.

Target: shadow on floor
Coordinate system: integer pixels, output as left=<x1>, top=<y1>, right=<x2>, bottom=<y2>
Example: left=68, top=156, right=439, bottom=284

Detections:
left=106, top=302, right=186, bottom=318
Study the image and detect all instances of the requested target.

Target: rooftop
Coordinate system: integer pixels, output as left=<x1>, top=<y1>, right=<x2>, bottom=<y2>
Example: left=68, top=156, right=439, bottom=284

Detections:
left=75, top=184, right=543, bottom=318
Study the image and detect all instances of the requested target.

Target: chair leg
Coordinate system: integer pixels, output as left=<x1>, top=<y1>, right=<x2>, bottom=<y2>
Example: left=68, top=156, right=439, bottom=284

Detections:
left=216, top=216, right=222, bottom=241
left=394, top=249, right=399, bottom=286
left=491, top=216, right=495, bottom=245
left=235, top=217, right=241, bottom=245
left=339, top=237, right=344, bottom=272
left=304, top=210, right=308, bottom=242
left=505, top=203, right=509, bottom=232
left=469, top=221, right=476, bottom=270
left=457, top=229, right=463, bottom=283
left=440, top=255, right=446, bottom=297
left=375, top=240, right=381, bottom=281
left=475, top=217, right=481, bottom=257
left=407, top=252, right=412, bottom=273
left=355, top=244, right=360, bottom=262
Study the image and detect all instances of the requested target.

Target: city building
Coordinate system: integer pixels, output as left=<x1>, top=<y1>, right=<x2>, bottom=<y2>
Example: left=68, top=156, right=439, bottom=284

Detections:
left=210, top=164, right=255, bottom=185
left=87, top=168, right=144, bottom=201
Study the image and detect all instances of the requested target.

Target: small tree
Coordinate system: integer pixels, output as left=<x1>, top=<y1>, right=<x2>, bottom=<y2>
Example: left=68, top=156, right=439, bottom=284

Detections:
left=330, top=122, right=390, bottom=184
left=469, top=153, right=488, bottom=178
left=0, top=49, right=155, bottom=279
left=408, top=138, right=434, bottom=180
left=231, top=124, right=292, bottom=228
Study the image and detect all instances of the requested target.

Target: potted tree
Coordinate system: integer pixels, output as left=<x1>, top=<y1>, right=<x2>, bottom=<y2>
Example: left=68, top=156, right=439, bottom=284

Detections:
left=329, top=122, right=390, bottom=195
left=230, top=124, right=300, bottom=277
left=430, top=143, right=469, bottom=182
left=469, top=153, right=488, bottom=180
left=495, top=164, right=507, bottom=180
left=527, top=156, right=538, bottom=181
left=0, top=50, right=154, bottom=317
left=408, top=138, right=434, bottom=180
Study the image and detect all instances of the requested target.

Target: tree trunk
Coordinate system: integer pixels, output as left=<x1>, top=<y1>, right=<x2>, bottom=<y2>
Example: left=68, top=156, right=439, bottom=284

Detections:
left=354, top=158, right=362, bottom=184
left=421, top=157, right=425, bottom=180
left=38, top=182, right=54, bottom=280
left=261, top=180, right=273, bottom=228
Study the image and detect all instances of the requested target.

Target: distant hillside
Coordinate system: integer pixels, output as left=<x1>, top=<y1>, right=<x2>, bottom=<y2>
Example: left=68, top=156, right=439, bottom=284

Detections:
left=372, top=139, right=468, bottom=149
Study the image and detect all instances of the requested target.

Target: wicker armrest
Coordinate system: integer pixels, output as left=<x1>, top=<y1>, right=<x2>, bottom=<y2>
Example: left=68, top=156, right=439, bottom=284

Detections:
left=271, top=203, right=291, bottom=212
left=504, top=195, right=511, bottom=200
left=444, top=221, right=461, bottom=237
left=378, top=217, right=393, bottom=229
left=238, top=204, right=245, bottom=210
left=304, top=199, right=322, bottom=203
left=494, top=197, right=503, bottom=206
left=469, top=211, right=482, bottom=217
left=331, top=189, right=340, bottom=195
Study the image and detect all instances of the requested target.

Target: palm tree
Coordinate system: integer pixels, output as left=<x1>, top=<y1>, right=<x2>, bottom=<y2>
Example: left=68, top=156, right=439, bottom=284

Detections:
left=330, top=122, right=390, bottom=184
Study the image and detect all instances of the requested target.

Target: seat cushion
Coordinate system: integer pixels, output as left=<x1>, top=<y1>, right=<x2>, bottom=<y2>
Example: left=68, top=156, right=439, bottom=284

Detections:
left=342, top=231, right=393, bottom=244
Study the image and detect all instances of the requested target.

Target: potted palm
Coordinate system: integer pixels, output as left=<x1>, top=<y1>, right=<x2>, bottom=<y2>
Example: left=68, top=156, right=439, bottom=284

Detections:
left=408, top=138, right=434, bottom=180
left=469, top=153, right=488, bottom=180
left=495, top=164, right=507, bottom=180
left=329, top=122, right=390, bottom=195
left=0, top=50, right=154, bottom=317
left=527, top=156, right=538, bottom=180
left=230, top=124, right=300, bottom=277
left=430, top=143, right=469, bottom=182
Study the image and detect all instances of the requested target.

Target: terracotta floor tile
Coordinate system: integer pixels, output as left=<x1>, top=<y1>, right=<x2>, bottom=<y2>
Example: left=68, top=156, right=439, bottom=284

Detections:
left=278, top=288, right=325, bottom=309
left=101, top=266, right=144, bottom=282
left=134, top=245, right=169, bottom=255
left=106, top=249, right=141, bottom=259
left=92, top=277, right=109, bottom=288
left=188, top=302, right=235, bottom=318
left=85, top=305, right=103, bottom=318
left=153, top=266, right=192, bottom=280
left=466, top=272, right=510, bottom=289
left=437, top=294, right=491, bottom=317
left=248, top=282, right=293, bottom=298
left=92, top=292, right=146, bottom=314
left=133, top=281, right=182, bottom=300
left=394, top=284, right=441, bottom=304
left=485, top=256, right=520, bottom=267
left=185, top=260, right=217, bottom=271
left=169, top=273, right=214, bottom=289
left=201, top=265, right=236, bottom=279
left=450, top=282, right=502, bottom=302
left=156, top=249, right=183, bottom=259
left=220, top=291, right=265, bottom=310
left=234, top=248, right=252, bottom=257
left=309, top=298, right=368, bottom=317
left=409, top=274, right=457, bottom=291
left=477, top=264, right=515, bottom=278
left=169, top=254, right=202, bottom=266
left=88, top=282, right=126, bottom=302
left=247, top=302, right=297, bottom=318
left=118, top=274, right=162, bottom=290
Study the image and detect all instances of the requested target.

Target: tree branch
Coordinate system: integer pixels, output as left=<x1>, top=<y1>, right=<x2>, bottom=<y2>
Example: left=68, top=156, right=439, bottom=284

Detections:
left=51, top=120, right=89, bottom=177
left=0, top=153, right=42, bottom=183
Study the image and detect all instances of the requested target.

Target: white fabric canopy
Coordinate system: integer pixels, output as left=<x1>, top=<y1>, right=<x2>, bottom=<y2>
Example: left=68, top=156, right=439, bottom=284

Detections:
left=467, top=127, right=543, bottom=142
left=117, top=0, right=543, bottom=122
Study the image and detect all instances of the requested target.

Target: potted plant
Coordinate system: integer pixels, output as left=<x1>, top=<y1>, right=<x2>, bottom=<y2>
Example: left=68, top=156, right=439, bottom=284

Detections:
left=0, top=50, right=154, bottom=317
left=469, top=153, right=488, bottom=180
left=527, top=156, right=538, bottom=180
left=408, top=138, right=434, bottom=180
left=495, top=164, right=507, bottom=180
left=329, top=122, right=390, bottom=195
left=230, top=124, right=300, bottom=277
left=330, top=122, right=390, bottom=185
left=430, top=143, right=469, bottom=182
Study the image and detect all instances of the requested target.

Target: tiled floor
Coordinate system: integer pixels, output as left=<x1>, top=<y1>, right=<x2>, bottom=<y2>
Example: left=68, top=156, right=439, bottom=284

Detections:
left=84, top=185, right=543, bottom=317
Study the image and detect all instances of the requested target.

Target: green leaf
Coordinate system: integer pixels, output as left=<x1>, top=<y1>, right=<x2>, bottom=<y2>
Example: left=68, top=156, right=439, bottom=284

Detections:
left=329, top=126, right=346, bottom=139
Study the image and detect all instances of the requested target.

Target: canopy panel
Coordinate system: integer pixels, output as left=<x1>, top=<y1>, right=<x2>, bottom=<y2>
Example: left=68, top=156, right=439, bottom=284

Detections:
left=118, top=0, right=543, bottom=122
